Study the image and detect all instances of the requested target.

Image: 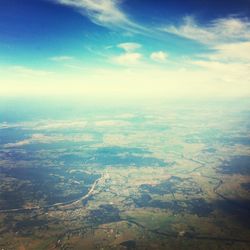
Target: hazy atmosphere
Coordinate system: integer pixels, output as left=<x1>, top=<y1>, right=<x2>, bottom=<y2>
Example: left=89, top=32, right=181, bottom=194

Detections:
left=0, top=1, right=250, bottom=249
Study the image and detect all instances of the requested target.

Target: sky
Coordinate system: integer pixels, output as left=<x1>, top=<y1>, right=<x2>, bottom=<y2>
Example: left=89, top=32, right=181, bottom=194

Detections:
left=0, top=0, right=250, bottom=99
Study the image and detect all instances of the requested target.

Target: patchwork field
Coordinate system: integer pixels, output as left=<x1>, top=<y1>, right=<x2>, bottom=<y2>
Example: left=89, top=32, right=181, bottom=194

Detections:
left=0, top=101, right=250, bottom=249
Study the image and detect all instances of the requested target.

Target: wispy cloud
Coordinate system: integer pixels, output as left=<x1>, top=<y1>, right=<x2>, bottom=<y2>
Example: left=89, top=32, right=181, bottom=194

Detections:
left=53, top=0, right=142, bottom=31
left=50, top=56, right=74, bottom=62
left=150, top=51, right=168, bottom=62
left=162, top=16, right=250, bottom=87
left=163, top=16, right=250, bottom=45
left=117, top=42, right=141, bottom=52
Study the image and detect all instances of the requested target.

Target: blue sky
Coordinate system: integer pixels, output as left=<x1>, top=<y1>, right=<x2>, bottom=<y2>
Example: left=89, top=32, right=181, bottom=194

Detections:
left=0, top=0, right=250, bottom=98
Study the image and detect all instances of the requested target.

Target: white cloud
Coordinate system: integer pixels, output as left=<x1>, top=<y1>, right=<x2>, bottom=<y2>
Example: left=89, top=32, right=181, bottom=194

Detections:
left=150, top=51, right=168, bottom=62
left=54, top=0, right=133, bottom=29
left=112, top=52, right=142, bottom=65
left=163, top=16, right=250, bottom=45
left=162, top=16, right=250, bottom=91
left=53, top=0, right=149, bottom=34
left=112, top=42, right=142, bottom=65
left=117, top=42, right=141, bottom=52
left=50, top=56, right=74, bottom=62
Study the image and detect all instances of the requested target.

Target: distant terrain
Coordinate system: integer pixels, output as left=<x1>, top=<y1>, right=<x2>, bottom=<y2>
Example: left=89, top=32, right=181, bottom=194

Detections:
left=0, top=99, right=250, bottom=249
